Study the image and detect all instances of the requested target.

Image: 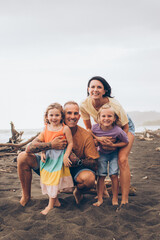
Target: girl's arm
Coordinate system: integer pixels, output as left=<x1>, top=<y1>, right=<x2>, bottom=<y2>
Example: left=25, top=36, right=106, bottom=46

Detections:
left=63, top=126, right=73, bottom=167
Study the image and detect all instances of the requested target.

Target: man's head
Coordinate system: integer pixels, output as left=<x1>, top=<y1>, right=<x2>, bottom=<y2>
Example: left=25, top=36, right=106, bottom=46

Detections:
left=64, top=101, right=80, bottom=128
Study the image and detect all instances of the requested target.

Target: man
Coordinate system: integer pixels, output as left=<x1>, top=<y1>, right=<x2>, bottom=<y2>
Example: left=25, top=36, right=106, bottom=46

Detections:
left=17, top=101, right=99, bottom=206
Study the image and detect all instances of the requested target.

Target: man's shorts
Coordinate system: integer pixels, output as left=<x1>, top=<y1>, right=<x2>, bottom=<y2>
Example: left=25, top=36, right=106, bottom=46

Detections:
left=33, top=154, right=95, bottom=184
left=70, top=165, right=95, bottom=185
left=97, top=150, right=119, bottom=177
left=128, top=114, right=135, bottom=136
left=32, top=154, right=41, bottom=175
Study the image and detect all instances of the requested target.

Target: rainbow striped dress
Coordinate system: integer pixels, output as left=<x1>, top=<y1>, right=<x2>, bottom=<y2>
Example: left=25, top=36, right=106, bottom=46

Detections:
left=39, top=125, right=73, bottom=198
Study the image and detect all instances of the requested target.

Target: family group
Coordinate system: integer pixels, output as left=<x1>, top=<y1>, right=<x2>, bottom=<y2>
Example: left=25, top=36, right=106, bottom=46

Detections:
left=17, top=76, right=135, bottom=215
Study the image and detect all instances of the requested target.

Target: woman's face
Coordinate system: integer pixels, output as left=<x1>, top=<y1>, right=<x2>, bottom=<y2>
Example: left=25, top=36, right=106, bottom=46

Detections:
left=88, top=80, right=106, bottom=100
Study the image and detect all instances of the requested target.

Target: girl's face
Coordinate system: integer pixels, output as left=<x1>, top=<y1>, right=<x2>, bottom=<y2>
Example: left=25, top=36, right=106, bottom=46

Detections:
left=88, top=80, right=106, bottom=100
left=47, top=108, right=62, bottom=126
left=99, top=108, right=115, bottom=129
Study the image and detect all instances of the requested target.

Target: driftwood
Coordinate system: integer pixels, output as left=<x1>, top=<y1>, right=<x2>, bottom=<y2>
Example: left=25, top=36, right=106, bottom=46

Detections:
left=9, top=121, right=24, bottom=144
left=0, top=122, right=40, bottom=157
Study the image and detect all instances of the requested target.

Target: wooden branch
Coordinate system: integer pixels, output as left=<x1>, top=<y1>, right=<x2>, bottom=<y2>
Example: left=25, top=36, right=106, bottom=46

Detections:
left=0, top=133, right=40, bottom=149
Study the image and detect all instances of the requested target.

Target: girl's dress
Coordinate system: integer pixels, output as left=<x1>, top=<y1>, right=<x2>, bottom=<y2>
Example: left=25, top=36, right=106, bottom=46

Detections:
left=39, top=125, right=74, bottom=198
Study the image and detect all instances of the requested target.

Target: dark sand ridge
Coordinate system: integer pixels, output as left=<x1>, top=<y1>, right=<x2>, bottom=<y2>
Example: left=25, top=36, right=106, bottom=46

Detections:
left=0, top=135, right=160, bottom=240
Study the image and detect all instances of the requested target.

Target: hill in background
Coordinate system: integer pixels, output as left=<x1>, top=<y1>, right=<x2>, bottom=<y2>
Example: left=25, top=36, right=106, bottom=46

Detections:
left=127, top=111, right=160, bottom=126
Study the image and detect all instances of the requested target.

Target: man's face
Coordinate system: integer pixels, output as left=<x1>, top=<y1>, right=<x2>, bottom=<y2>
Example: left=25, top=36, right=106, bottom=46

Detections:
left=64, top=104, right=80, bottom=128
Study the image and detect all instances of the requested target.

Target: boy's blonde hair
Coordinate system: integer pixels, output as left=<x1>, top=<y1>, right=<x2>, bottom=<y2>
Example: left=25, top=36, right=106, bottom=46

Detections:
left=44, top=103, right=64, bottom=124
left=97, top=104, right=120, bottom=126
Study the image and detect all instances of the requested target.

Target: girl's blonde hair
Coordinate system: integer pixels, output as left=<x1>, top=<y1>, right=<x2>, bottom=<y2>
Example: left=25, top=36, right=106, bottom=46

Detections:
left=44, top=103, right=64, bottom=124
left=97, top=104, right=120, bottom=126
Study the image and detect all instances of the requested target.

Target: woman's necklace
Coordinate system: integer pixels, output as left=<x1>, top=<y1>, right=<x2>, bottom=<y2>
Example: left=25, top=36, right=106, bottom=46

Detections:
left=92, top=98, right=109, bottom=111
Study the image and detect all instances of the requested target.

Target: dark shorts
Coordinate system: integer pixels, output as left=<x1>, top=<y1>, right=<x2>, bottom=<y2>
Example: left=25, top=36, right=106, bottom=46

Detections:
left=32, top=154, right=41, bottom=175
left=70, top=165, right=95, bottom=185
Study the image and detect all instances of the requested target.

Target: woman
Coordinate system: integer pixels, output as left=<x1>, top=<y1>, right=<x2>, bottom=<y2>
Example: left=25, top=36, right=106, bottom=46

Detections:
left=80, top=76, right=135, bottom=208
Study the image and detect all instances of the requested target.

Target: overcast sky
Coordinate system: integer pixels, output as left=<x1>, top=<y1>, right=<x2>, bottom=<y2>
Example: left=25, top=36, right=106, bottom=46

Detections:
left=0, top=0, right=160, bottom=130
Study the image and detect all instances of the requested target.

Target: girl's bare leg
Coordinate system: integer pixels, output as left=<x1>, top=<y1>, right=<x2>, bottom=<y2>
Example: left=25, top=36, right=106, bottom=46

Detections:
left=118, top=132, right=134, bottom=205
left=41, top=197, right=57, bottom=215
left=93, top=176, right=105, bottom=207
left=110, top=175, right=119, bottom=205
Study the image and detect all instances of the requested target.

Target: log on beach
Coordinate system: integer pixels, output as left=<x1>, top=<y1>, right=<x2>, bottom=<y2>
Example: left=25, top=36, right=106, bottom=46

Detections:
left=0, top=134, right=160, bottom=240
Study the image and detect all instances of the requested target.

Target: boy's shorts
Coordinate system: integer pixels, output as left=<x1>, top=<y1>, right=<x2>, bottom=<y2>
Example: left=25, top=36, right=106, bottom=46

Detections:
left=97, top=151, right=119, bottom=177
left=70, top=165, right=95, bottom=185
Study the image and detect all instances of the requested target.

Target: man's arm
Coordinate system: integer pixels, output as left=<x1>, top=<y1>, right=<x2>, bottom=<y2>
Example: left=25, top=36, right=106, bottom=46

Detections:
left=26, top=136, right=67, bottom=153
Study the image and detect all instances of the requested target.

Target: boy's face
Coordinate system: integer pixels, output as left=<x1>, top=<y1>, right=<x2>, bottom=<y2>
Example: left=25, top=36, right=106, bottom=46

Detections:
left=64, top=104, right=80, bottom=128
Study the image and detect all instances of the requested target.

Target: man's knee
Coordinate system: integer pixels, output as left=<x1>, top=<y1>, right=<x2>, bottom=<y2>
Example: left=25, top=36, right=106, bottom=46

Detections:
left=17, top=151, right=36, bottom=169
left=77, top=171, right=95, bottom=188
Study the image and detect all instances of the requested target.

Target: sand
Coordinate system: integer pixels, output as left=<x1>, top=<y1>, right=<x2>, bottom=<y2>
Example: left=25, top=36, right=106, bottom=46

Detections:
left=0, top=135, right=160, bottom=240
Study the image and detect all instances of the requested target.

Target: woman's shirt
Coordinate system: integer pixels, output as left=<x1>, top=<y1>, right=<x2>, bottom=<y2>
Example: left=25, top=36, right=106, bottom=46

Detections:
left=80, top=96, right=128, bottom=127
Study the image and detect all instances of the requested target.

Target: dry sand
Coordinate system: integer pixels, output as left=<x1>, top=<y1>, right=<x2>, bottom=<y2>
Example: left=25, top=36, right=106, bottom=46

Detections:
left=0, top=136, right=160, bottom=240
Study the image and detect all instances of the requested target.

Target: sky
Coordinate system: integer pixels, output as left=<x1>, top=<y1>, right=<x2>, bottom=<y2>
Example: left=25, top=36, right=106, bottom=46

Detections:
left=0, top=0, right=160, bottom=130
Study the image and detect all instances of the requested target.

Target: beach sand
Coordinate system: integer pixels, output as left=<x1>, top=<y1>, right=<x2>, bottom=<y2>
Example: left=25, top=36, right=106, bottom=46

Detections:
left=0, top=136, right=160, bottom=240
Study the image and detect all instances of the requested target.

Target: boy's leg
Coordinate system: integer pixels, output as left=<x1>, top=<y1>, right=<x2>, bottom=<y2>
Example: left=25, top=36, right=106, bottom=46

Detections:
left=110, top=174, right=119, bottom=205
left=93, top=176, right=105, bottom=207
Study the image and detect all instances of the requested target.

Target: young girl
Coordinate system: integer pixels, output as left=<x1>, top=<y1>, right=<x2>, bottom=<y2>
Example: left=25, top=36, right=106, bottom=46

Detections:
left=38, top=103, right=74, bottom=215
left=91, top=105, right=129, bottom=207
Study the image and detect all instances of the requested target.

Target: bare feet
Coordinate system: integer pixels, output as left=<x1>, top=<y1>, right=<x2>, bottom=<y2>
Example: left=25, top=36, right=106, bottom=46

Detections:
left=54, top=198, right=61, bottom=207
left=73, top=187, right=83, bottom=204
left=103, top=189, right=110, bottom=198
left=93, top=199, right=103, bottom=207
left=112, top=197, right=118, bottom=206
left=40, top=206, right=53, bottom=215
left=20, top=196, right=30, bottom=206
left=94, top=191, right=110, bottom=199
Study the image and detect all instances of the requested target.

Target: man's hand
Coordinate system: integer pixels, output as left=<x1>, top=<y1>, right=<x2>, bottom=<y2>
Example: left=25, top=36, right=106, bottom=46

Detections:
left=50, top=136, right=67, bottom=150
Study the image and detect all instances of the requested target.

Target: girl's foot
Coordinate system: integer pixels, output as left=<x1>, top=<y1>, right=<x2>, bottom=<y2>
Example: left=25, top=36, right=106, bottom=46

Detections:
left=40, top=206, right=53, bottom=215
left=93, top=199, right=103, bottom=207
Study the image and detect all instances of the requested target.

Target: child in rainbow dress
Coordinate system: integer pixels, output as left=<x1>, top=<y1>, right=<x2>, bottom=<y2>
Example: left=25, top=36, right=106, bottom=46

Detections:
left=38, top=103, right=74, bottom=215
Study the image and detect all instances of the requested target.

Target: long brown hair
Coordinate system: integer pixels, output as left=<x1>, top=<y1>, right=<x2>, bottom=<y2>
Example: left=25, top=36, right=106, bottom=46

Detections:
left=44, top=103, right=64, bottom=124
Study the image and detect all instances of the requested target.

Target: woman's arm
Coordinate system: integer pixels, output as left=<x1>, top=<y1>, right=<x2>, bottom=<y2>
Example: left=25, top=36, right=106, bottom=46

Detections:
left=83, top=119, right=92, bottom=130
left=63, top=126, right=73, bottom=166
left=122, top=123, right=129, bottom=133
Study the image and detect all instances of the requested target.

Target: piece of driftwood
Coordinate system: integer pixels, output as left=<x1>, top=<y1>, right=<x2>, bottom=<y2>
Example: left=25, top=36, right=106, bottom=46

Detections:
left=0, top=133, right=39, bottom=149
left=9, top=121, right=24, bottom=144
